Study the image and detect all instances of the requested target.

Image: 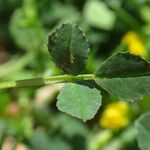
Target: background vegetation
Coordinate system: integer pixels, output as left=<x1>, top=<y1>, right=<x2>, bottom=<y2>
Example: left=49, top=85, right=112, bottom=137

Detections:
left=0, top=0, right=150, bottom=149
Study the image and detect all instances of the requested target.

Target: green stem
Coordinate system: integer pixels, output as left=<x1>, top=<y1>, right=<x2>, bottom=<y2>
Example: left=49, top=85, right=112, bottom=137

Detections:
left=0, top=74, right=95, bottom=90
left=0, top=51, right=34, bottom=79
left=111, top=6, right=141, bottom=32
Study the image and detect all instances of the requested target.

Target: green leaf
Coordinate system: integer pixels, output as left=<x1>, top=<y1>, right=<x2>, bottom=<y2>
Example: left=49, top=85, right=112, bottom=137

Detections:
left=57, top=83, right=101, bottom=121
left=0, top=119, right=6, bottom=147
left=56, top=114, right=89, bottom=138
left=83, top=0, right=116, bottom=30
left=48, top=23, right=90, bottom=74
left=95, top=53, right=150, bottom=101
left=135, top=113, right=150, bottom=150
left=9, top=9, right=45, bottom=51
left=29, top=132, right=71, bottom=150
left=140, top=6, right=150, bottom=24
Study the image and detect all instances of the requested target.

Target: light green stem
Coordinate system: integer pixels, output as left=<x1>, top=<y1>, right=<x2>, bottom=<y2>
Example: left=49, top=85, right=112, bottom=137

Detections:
left=0, top=51, right=34, bottom=79
left=0, top=74, right=95, bottom=90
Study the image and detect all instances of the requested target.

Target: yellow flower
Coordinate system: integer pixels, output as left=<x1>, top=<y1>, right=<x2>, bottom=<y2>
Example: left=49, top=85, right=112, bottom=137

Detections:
left=121, top=31, right=147, bottom=57
left=100, top=101, right=129, bottom=130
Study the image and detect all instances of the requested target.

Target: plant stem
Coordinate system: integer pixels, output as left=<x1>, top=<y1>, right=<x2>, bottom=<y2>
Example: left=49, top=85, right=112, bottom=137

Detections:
left=0, top=51, right=34, bottom=79
left=0, top=74, right=95, bottom=90
left=111, top=6, right=141, bottom=32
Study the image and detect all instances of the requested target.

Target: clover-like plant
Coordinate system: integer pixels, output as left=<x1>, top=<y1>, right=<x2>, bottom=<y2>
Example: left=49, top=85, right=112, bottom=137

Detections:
left=0, top=23, right=150, bottom=122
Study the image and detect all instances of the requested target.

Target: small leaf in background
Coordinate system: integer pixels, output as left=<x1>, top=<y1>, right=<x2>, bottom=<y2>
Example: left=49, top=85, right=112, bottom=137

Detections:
left=56, top=114, right=89, bottom=150
left=43, top=2, right=80, bottom=26
left=56, top=114, right=89, bottom=138
left=9, top=9, right=45, bottom=51
left=83, top=0, right=116, bottom=30
left=29, top=132, right=71, bottom=150
left=95, top=52, right=150, bottom=101
left=48, top=23, right=90, bottom=74
left=140, top=6, right=150, bottom=24
left=135, top=113, right=150, bottom=150
left=57, top=83, right=102, bottom=121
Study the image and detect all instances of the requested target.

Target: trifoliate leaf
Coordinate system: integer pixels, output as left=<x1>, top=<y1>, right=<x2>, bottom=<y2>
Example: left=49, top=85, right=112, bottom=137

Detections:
left=135, top=113, right=150, bottom=150
left=48, top=23, right=90, bottom=74
left=95, top=53, right=150, bottom=101
left=57, top=83, right=101, bottom=121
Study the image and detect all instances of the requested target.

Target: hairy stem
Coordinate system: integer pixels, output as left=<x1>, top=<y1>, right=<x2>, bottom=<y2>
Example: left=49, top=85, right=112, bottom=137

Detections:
left=0, top=74, right=95, bottom=90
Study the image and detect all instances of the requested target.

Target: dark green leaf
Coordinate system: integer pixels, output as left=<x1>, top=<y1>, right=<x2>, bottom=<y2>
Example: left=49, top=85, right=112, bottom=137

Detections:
left=48, top=23, right=90, bottom=74
left=95, top=53, right=150, bottom=101
left=57, top=83, right=101, bottom=121
left=135, top=113, right=150, bottom=150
